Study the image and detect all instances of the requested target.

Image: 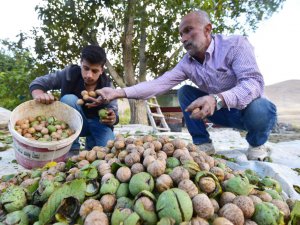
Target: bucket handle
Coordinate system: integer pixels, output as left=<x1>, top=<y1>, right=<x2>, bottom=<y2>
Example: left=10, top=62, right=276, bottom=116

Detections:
left=48, top=142, right=69, bottom=151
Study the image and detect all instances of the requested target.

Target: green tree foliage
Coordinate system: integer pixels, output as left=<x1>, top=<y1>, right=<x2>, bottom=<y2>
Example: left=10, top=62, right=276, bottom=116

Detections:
left=33, top=0, right=285, bottom=123
left=0, top=39, right=46, bottom=110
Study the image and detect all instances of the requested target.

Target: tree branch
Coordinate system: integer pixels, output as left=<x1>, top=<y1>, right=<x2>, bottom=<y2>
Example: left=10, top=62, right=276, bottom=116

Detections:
left=158, top=45, right=183, bottom=75
left=106, top=59, right=126, bottom=88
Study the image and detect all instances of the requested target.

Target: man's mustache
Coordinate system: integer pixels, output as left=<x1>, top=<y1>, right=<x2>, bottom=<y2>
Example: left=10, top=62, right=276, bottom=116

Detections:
left=184, top=41, right=193, bottom=49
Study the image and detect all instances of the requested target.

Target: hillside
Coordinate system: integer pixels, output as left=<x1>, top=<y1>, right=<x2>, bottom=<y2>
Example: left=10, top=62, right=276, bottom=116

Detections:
left=265, top=79, right=300, bottom=126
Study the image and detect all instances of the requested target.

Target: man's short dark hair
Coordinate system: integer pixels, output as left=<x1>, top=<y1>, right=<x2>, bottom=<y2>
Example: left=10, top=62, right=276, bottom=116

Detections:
left=80, top=45, right=107, bottom=66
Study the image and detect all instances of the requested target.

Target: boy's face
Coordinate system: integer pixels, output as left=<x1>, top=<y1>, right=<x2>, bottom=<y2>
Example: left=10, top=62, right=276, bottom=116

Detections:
left=81, top=59, right=103, bottom=85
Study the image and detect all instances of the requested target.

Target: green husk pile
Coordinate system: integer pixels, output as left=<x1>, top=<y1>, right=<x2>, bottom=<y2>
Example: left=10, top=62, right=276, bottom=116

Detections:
left=0, top=134, right=299, bottom=225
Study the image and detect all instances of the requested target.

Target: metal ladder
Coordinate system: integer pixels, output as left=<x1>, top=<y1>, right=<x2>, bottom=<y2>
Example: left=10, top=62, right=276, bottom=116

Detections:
left=145, top=97, right=170, bottom=132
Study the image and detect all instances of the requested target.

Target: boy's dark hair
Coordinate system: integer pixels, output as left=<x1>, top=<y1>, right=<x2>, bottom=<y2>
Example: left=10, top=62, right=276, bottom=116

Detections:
left=80, top=45, right=107, bottom=66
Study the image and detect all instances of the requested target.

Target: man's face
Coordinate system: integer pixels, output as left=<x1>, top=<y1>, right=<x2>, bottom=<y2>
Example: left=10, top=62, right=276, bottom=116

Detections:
left=81, top=59, right=103, bottom=85
left=179, top=13, right=210, bottom=58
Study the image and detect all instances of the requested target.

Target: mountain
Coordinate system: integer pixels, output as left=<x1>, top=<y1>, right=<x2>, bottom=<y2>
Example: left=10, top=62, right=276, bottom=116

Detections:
left=265, top=80, right=300, bottom=126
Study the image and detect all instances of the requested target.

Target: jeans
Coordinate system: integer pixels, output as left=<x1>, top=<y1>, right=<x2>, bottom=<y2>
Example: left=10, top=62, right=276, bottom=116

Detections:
left=60, top=94, right=115, bottom=150
left=177, top=85, right=277, bottom=147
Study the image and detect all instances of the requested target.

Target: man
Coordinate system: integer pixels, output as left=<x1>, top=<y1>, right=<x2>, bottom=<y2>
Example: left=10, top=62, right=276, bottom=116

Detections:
left=30, top=45, right=118, bottom=153
left=95, top=10, right=277, bottom=161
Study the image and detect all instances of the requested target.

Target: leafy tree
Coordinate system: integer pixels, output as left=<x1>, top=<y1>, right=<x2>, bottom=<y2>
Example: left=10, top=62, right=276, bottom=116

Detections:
left=0, top=38, right=47, bottom=110
left=33, top=0, right=285, bottom=124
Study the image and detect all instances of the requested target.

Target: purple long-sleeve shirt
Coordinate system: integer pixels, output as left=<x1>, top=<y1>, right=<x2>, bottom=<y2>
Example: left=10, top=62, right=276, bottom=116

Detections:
left=124, top=34, right=264, bottom=110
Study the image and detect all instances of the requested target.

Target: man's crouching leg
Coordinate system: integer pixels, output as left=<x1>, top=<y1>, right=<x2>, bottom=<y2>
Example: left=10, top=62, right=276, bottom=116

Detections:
left=243, top=98, right=277, bottom=161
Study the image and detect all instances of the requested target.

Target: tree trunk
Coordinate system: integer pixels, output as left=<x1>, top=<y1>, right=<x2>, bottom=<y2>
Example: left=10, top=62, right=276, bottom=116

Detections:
left=128, top=99, right=148, bottom=125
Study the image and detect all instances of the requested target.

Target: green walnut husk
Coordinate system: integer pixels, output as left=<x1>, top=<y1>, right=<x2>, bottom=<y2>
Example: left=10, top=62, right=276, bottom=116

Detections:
left=4, top=210, right=29, bottom=225
left=38, top=179, right=86, bottom=225
left=123, top=212, right=141, bottom=225
left=91, top=159, right=102, bottom=168
left=157, top=217, right=176, bottom=225
left=129, top=172, right=154, bottom=196
left=288, top=200, right=300, bottom=225
left=116, top=183, right=130, bottom=198
left=134, top=191, right=158, bottom=225
left=195, top=171, right=222, bottom=198
left=182, top=160, right=200, bottom=177
left=23, top=179, right=39, bottom=200
left=100, top=177, right=120, bottom=195
left=265, top=189, right=283, bottom=200
left=22, top=205, right=41, bottom=223
left=244, top=169, right=261, bottom=185
left=55, top=197, right=80, bottom=224
left=260, top=176, right=282, bottom=193
left=15, top=172, right=31, bottom=184
left=32, top=220, right=41, bottom=225
left=156, top=188, right=193, bottom=224
left=0, top=174, right=15, bottom=182
left=54, top=172, right=66, bottom=183
left=0, top=185, right=27, bottom=213
left=252, top=202, right=284, bottom=225
left=47, top=116, right=57, bottom=125
left=224, top=175, right=255, bottom=196
left=166, top=157, right=180, bottom=169
left=111, top=208, right=133, bottom=225
left=47, top=125, right=57, bottom=133
left=115, top=197, right=134, bottom=210
left=32, top=180, right=56, bottom=205
left=98, top=108, right=109, bottom=119
left=85, top=179, right=100, bottom=197
left=77, top=164, right=98, bottom=180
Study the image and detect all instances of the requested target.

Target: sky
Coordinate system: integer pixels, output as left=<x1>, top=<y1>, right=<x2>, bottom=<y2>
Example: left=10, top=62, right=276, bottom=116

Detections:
left=0, top=0, right=299, bottom=86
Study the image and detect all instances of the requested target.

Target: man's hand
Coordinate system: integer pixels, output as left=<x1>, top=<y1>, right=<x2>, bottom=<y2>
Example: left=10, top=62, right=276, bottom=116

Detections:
left=185, top=95, right=216, bottom=119
left=100, top=109, right=117, bottom=126
left=95, top=88, right=126, bottom=104
left=32, top=89, right=55, bottom=105
left=84, top=95, right=103, bottom=108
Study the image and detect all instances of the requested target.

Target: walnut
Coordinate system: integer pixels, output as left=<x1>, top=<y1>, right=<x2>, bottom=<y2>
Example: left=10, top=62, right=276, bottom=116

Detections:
left=131, top=163, right=145, bottom=175
left=162, top=142, right=175, bottom=156
left=171, top=139, right=186, bottom=149
left=98, top=162, right=111, bottom=176
left=219, top=192, right=236, bottom=207
left=219, top=203, right=244, bottom=225
left=233, top=196, right=255, bottom=219
left=116, top=166, right=132, bottom=182
left=169, top=166, right=190, bottom=184
left=212, top=217, right=234, bottom=225
left=79, top=199, right=103, bottom=219
left=198, top=177, right=216, bottom=194
left=86, top=150, right=97, bottom=162
left=147, top=160, right=166, bottom=178
left=155, top=174, right=173, bottom=193
left=178, top=179, right=198, bottom=198
left=84, top=211, right=109, bottom=225
left=192, top=193, right=214, bottom=219
left=100, top=194, right=117, bottom=213
left=209, top=167, right=225, bottom=182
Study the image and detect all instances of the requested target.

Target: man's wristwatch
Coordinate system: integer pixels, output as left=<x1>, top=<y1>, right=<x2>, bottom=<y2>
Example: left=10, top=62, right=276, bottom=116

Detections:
left=213, top=94, right=223, bottom=110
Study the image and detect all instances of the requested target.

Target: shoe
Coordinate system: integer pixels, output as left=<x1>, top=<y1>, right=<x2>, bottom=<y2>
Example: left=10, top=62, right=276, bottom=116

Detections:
left=195, top=142, right=216, bottom=155
left=247, top=145, right=270, bottom=161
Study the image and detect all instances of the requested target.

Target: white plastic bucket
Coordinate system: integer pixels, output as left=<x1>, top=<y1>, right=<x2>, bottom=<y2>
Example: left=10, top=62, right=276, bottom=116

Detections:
left=8, top=100, right=83, bottom=169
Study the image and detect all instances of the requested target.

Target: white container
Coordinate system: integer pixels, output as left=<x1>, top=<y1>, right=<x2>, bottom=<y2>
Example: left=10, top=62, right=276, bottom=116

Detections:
left=8, top=100, right=83, bottom=169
